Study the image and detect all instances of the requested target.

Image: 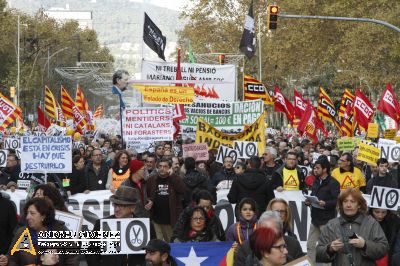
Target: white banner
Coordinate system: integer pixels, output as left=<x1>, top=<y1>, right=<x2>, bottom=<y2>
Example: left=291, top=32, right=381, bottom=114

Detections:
left=141, top=60, right=236, bottom=101
left=20, top=136, right=72, bottom=173
left=123, top=107, right=173, bottom=152
left=370, top=186, right=400, bottom=211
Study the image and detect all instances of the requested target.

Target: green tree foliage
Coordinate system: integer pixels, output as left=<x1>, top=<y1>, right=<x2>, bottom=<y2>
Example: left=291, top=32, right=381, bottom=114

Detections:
left=178, top=0, right=400, bottom=102
left=0, top=2, right=113, bottom=116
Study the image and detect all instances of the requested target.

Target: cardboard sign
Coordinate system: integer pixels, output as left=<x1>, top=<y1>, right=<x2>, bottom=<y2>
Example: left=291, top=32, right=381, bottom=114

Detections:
left=233, top=141, right=259, bottom=159
left=4, top=138, right=21, bottom=158
left=384, top=129, right=397, bottom=140
left=216, top=145, right=238, bottom=165
left=124, top=107, right=173, bottom=152
left=182, top=143, right=209, bottom=161
left=55, top=211, right=83, bottom=235
left=0, top=149, right=8, bottom=167
left=100, top=218, right=150, bottom=254
left=337, top=138, right=356, bottom=151
left=367, top=123, right=379, bottom=138
left=380, top=144, right=400, bottom=163
left=20, top=136, right=72, bottom=173
left=357, top=142, right=380, bottom=166
left=370, top=186, right=400, bottom=211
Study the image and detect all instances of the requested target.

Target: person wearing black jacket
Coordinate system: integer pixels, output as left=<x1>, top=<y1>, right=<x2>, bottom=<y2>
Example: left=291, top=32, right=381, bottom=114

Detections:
left=182, top=157, right=216, bottom=206
left=0, top=192, right=17, bottom=255
left=65, top=155, right=86, bottom=196
left=227, top=156, right=275, bottom=217
left=366, top=158, right=398, bottom=194
left=84, top=148, right=109, bottom=191
left=305, top=156, right=340, bottom=264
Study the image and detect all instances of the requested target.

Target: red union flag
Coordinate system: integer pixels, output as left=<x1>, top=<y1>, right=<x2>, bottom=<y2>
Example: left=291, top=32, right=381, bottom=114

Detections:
left=72, top=106, right=87, bottom=131
left=274, top=86, right=294, bottom=122
left=0, top=93, right=21, bottom=131
left=294, top=89, right=306, bottom=119
left=298, top=101, right=318, bottom=143
left=378, top=84, right=400, bottom=123
left=354, top=89, right=374, bottom=130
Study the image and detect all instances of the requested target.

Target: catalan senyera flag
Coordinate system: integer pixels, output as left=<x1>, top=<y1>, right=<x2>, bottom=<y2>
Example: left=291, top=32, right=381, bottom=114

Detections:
left=0, top=93, right=22, bottom=131
left=62, top=87, right=87, bottom=131
left=93, top=104, right=103, bottom=118
left=76, top=85, right=94, bottom=130
left=61, top=86, right=74, bottom=119
left=339, top=89, right=355, bottom=137
left=44, top=86, right=58, bottom=120
left=244, top=75, right=274, bottom=105
left=317, top=87, right=340, bottom=130
left=338, top=89, right=354, bottom=119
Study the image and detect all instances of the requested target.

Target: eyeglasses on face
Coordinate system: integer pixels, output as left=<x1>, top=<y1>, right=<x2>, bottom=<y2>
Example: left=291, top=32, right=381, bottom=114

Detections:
left=271, top=243, right=287, bottom=252
left=191, top=217, right=205, bottom=222
left=273, top=209, right=287, bottom=214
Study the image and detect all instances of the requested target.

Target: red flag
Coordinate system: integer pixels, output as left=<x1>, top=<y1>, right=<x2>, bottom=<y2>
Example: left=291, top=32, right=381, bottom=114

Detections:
left=377, top=83, right=400, bottom=124
left=274, top=86, right=295, bottom=122
left=37, top=106, right=50, bottom=131
left=297, top=101, right=318, bottom=143
left=293, top=89, right=306, bottom=119
left=353, top=89, right=374, bottom=130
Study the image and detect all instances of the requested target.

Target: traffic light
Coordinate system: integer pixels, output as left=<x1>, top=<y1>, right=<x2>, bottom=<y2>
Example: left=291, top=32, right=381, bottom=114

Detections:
left=267, top=5, right=279, bottom=30
left=218, top=54, right=225, bottom=65
left=10, top=87, right=16, bottom=98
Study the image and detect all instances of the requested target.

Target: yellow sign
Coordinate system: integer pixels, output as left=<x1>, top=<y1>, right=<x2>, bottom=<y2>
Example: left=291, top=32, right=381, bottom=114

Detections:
left=384, top=129, right=397, bottom=140
left=195, top=112, right=266, bottom=155
left=133, top=85, right=194, bottom=104
left=395, top=136, right=400, bottom=143
left=357, top=142, right=380, bottom=166
left=367, top=123, right=379, bottom=138
left=11, top=227, right=36, bottom=256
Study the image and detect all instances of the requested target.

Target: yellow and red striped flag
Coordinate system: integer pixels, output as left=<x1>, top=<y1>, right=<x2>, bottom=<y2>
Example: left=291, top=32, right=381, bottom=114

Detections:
left=338, top=89, right=354, bottom=119
left=244, top=75, right=274, bottom=105
left=93, top=104, right=103, bottom=118
left=62, top=87, right=87, bottom=131
left=44, top=86, right=57, bottom=120
left=338, top=89, right=355, bottom=137
left=76, top=84, right=94, bottom=130
left=0, top=93, right=22, bottom=131
left=61, top=86, right=74, bottom=119
left=317, top=87, right=340, bottom=131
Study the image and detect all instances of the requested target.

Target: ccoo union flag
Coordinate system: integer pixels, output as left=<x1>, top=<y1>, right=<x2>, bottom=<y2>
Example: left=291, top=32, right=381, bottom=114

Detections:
left=170, top=241, right=233, bottom=266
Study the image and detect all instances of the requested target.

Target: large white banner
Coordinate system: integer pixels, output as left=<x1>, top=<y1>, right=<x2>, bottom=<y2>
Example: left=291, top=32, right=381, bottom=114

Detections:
left=141, top=60, right=237, bottom=101
left=20, top=136, right=72, bottom=173
left=123, top=107, right=173, bottom=152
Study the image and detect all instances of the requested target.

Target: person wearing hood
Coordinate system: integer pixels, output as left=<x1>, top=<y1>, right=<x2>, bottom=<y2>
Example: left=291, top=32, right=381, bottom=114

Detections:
left=227, top=156, right=275, bottom=218
left=183, top=157, right=216, bottom=206
left=226, top=198, right=258, bottom=251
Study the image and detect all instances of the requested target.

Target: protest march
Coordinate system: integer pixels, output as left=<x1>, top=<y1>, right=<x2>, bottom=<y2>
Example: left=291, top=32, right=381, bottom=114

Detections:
left=1, top=2, right=400, bottom=266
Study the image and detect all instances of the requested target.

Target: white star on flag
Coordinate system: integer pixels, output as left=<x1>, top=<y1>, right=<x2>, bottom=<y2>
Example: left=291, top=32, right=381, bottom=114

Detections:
left=176, top=246, right=208, bottom=266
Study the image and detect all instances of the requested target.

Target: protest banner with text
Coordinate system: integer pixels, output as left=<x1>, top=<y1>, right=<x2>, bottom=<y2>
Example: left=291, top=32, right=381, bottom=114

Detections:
left=133, top=85, right=194, bottom=104
left=141, top=60, right=236, bottom=101
left=182, top=143, right=209, bottom=161
left=357, top=142, right=380, bottom=166
left=336, top=138, right=356, bottom=151
left=195, top=112, right=266, bottom=155
left=180, top=99, right=264, bottom=139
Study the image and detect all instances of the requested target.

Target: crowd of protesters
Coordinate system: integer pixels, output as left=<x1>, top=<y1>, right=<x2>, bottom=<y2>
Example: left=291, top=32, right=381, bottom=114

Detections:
left=0, top=131, right=400, bottom=266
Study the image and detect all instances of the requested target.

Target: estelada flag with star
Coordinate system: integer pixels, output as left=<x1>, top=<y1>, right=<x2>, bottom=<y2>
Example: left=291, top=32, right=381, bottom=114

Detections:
left=170, top=241, right=233, bottom=266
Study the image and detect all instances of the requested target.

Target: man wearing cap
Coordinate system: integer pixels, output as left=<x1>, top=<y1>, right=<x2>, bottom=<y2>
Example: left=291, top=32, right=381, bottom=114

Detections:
left=86, top=186, right=154, bottom=266
left=143, top=239, right=177, bottom=266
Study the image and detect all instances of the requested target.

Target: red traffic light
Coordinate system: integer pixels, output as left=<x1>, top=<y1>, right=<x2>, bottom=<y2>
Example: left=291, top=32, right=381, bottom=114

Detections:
left=218, top=54, right=225, bottom=65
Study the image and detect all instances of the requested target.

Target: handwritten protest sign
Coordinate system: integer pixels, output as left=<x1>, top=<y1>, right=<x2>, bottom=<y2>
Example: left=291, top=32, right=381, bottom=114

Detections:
left=20, top=136, right=72, bottom=173
left=216, top=145, right=238, bottom=165
left=337, top=138, right=356, bottom=151
left=367, top=123, right=379, bottom=138
left=233, top=141, right=259, bottom=159
left=124, top=107, right=173, bottom=152
left=182, top=143, right=209, bottom=161
left=357, top=142, right=380, bottom=166
left=384, top=129, right=397, bottom=139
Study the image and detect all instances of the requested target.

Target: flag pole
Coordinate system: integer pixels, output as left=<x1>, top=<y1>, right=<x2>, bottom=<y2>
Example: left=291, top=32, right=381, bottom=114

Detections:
left=258, top=16, right=262, bottom=81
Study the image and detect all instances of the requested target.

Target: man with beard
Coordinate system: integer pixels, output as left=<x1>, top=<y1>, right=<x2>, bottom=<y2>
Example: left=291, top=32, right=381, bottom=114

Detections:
left=332, top=152, right=365, bottom=192
left=212, top=156, right=237, bottom=189
left=305, top=156, right=340, bottom=264
left=272, top=151, right=305, bottom=192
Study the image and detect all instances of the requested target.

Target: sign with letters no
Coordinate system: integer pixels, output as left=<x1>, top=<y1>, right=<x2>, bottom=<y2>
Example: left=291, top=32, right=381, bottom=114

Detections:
left=370, top=186, right=400, bottom=211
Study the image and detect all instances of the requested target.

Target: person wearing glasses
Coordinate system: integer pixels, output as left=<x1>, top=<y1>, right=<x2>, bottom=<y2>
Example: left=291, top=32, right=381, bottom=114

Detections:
left=212, top=155, right=237, bottom=188
left=267, top=198, right=297, bottom=239
left=84, top=148, right=109, bottom=191
left=86, top=186, right=155, bottom=266
left=316, top=188, right=388, bottom=265
left=173, top=206, right=217, bottom=242
left=332, top=152, right=366, bottom=192
left=249, top=227, right=288, bottom=266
